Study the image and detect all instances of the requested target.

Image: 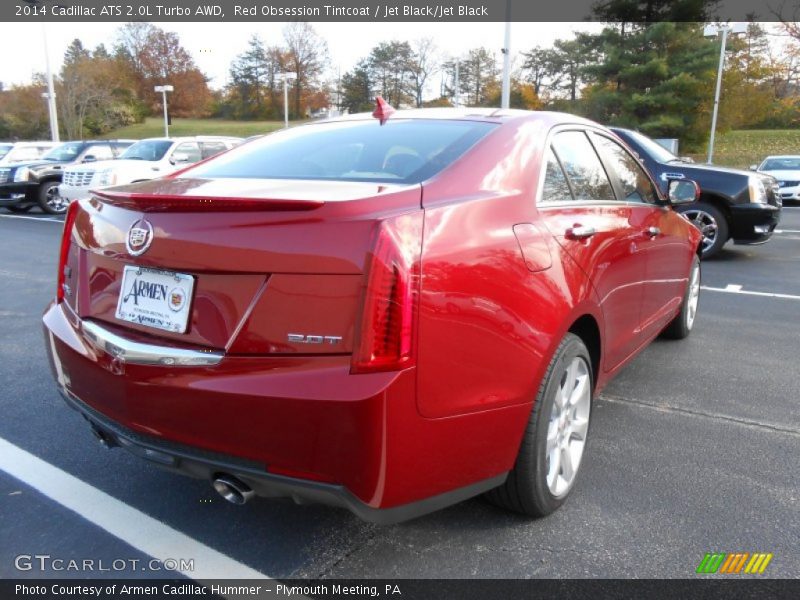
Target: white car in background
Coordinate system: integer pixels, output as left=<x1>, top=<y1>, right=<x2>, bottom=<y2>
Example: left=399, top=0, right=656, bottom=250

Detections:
left=0, top=141, right=59, bottom=165
left=753, top=155, right=800, bottom=202
left=59, top=136, right=243, bottom=203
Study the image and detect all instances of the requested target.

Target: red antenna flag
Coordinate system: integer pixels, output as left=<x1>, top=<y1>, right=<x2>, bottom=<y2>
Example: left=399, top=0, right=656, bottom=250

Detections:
left=372, top=96, right=395, bottom=125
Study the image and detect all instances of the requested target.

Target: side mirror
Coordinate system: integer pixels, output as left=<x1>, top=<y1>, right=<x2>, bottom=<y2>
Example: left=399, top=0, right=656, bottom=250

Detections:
left=82, top=155, right=97, bottom=163
left=668, top=179, right=700, bottom=205
left=749, top=164, right=758, bottom=171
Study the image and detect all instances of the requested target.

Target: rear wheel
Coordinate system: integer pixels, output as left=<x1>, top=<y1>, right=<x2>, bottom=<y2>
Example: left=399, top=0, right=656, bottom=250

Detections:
left=38, top=181, right=68, bottom=215
left=486, top=333, right=592, bottom=517
left=677, top=202, right=728, bottom=259
left=661, top=255, right=701, bottom=339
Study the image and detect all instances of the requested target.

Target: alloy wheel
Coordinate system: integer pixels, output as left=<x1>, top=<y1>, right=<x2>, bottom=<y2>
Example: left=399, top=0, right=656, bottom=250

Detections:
left=686, top=261, right=700, bottom=330
left=45, top=185, right=68, bottom=214
left=682, top=209, right=718, bottom=254
left=546, top=356, right=591, bottom=497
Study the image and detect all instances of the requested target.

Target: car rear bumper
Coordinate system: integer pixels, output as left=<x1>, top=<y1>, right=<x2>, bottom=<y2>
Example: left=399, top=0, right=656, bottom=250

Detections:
left=56, top=385, right=505, bottom=524
left=729, top=204, right=781, bottom=244
left=43, top=302, right=522, bottom=522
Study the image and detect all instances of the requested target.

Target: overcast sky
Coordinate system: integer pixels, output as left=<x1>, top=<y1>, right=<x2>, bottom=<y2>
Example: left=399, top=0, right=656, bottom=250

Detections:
left=0, top=21, right=601, bottom=92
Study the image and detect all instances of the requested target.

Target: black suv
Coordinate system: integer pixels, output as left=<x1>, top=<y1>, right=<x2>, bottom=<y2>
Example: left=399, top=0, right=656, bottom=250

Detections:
left=0, top=140, right=133, bottom=215
left=611, top=128, right=782, bottom=258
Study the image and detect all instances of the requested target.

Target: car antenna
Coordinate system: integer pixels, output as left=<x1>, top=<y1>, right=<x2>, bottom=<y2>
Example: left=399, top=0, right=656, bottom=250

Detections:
left=372, top=96, right=395, bottom=125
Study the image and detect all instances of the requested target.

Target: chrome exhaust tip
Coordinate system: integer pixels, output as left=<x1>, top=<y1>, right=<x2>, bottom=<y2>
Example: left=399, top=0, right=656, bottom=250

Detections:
left=212, top=475, right=255, bottom=505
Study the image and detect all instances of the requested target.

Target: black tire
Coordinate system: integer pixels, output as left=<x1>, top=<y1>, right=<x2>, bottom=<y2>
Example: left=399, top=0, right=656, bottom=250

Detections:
left=485, top=333, right=592, bottom=517
left=661, top=255, right=701, bottom=340
left=5, top=204, right=33, bottom=213
left=676, top=201, right=728, bottom=259
left=38, top=181, right=68, bottom=215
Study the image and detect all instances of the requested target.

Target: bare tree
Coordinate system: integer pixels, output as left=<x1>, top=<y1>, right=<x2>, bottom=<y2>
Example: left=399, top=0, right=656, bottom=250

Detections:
left=521, top=46, right=563, bottom=96
left=114, top=22, right=156, bottom=79
left=772, top=1, right=800, bottom=41
left=283, top=22, right=329, bottom=118
left=409, top=37, right=440, bottom=107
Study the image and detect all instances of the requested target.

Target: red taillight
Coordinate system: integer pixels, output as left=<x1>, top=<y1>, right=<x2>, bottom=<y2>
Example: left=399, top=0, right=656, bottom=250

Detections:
left=56, top=201, right=80, bottom=303
left=352, top=214, right=422, bottom=374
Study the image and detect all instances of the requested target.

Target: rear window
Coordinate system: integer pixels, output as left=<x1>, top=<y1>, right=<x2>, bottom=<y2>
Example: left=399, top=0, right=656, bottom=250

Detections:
left=185, top=119, right=497, bottom=184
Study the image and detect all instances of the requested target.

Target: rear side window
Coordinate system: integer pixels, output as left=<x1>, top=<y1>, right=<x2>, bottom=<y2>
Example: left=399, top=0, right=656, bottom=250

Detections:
left=551, top=131, right=614, bottom=201
left=186, top=120, right=497, bottom=184
left=12, top=146, right=43, bottom=161
left=592, top=133, right=659, bottom=204
left=541, top=149, right=574, bottom=202
left=85, top=145, right=114, bottom=161
left=200, top=141, right=229, bottom=159
left=172, top=142, right=202, bottom=163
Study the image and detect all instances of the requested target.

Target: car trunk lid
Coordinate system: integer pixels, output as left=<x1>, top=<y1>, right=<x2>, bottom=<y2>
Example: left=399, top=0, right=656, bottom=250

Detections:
left=66, top=178, right=422, bottom=356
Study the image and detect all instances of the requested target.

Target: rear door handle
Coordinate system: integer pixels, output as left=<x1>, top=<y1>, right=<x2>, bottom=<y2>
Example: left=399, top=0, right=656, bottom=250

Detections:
left=566, top=225, right=596, bottom=240
left=646, top=226, right=661, bottom=237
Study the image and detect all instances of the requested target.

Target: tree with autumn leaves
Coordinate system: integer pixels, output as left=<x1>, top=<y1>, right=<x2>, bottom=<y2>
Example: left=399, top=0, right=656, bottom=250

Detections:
left=1, top=23, right=214, bottom=140
left=221, top=23, right=329, bottom=120
left=114, top=22, right=214, bottom=119
left=2, top=15, right=800, bottom=144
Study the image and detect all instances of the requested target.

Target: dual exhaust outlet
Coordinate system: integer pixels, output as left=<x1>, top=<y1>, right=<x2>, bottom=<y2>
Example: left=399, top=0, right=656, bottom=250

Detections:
left=212, top=475, right=255, bottom=505
left=88, top=422, right=255, bottom=506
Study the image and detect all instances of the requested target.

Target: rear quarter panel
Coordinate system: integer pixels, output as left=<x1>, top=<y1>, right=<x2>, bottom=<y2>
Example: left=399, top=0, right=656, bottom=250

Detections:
left=417, top=117, right=599, bottom=419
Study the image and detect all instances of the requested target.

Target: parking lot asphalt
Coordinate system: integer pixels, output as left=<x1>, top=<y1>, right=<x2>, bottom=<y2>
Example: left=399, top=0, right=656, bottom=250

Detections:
left=0, top=208, right=798, bottom=580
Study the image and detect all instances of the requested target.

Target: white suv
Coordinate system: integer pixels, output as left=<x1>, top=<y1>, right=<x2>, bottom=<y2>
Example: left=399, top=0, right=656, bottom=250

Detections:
left=59, top=136, right=242, bottom=203
left=0, top=141, right=59, bottom=165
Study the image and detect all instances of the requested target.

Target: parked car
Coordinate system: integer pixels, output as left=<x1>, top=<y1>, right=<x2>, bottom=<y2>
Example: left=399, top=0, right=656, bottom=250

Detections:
left=0, top=140, right=134, bottom=215
left=752, top=155, right=800, bottom=203
left=0, top=141, right=59, bottom=166
left=44, top=108, right=702, bottom=523
left=611, top=128, right=782, bottom=258
left=58, top=136, right=243, bottom=204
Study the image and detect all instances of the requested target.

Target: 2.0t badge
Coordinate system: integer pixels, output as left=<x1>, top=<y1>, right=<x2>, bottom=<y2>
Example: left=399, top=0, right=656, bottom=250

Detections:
left=126, top=218, right=154, bottom=256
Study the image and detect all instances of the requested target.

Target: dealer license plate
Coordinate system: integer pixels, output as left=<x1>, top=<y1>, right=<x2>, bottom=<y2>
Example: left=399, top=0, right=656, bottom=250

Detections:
left=115, top=266, right=195, bottom=333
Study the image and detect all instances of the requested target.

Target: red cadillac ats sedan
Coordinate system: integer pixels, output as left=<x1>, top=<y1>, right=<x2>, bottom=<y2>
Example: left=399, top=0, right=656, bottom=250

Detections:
left=43, top=107, right=702, bottom=523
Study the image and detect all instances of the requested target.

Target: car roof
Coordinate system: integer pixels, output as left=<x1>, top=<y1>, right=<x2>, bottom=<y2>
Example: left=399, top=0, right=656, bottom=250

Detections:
left=135, top=136, right=243, bottom=143
left=9, top=141, right=58, bottom=146
left=761, top=155, right=800, bottom=160
left=57, top=139, right=136, bottom=144
left=317, top=107, right=603, bottom=130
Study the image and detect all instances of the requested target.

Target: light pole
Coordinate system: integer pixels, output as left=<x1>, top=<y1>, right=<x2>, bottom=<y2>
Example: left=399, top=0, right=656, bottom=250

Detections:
left=454, top=59, right=460, bottom=108
left=500, top=0, right=512, bottom=109
left=42, top=25, right=59, bottom=142
left=703, top=23, right=747, bottom=164
left=277, top=72, right=298, bottom=128
left=154, top=85, right=174, bottom=137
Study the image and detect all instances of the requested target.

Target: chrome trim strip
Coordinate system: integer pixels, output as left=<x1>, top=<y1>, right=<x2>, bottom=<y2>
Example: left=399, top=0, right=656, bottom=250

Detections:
left=82, top=320, right=223, bottom=366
